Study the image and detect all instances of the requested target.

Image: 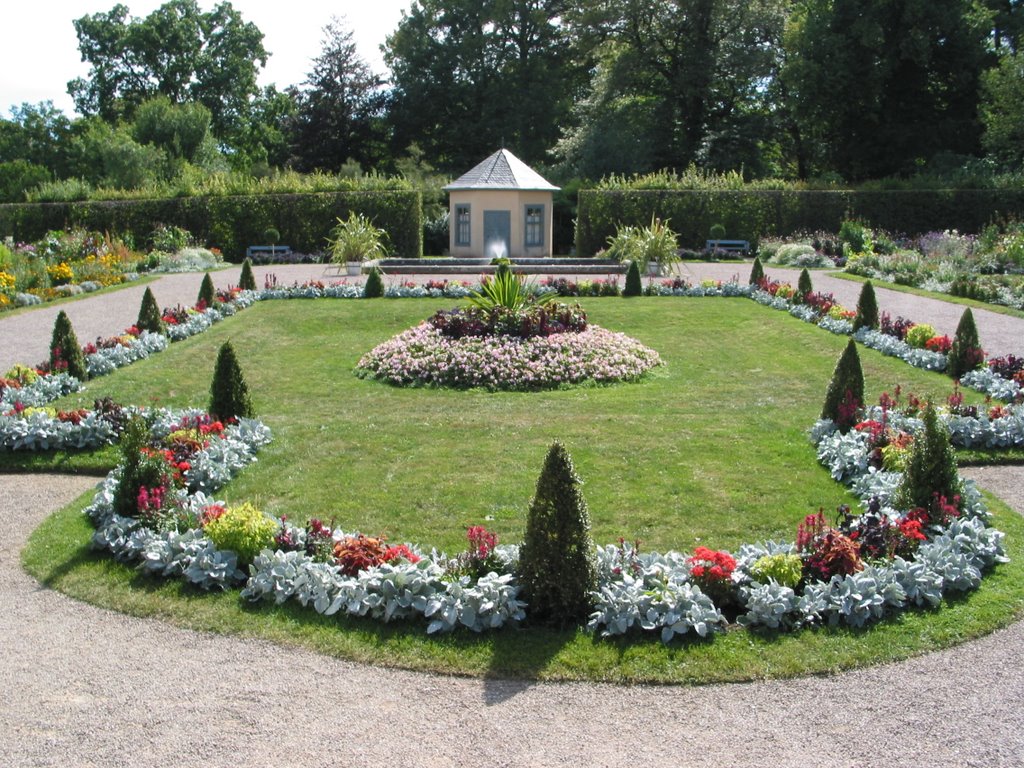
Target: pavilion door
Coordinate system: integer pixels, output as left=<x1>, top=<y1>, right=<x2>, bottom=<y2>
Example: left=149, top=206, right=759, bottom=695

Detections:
left=483, top=210, right=511, bottom=259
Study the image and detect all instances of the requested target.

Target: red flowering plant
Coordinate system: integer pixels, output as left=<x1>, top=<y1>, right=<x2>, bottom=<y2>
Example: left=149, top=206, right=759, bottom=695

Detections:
left=335, top=536, right=415, bottom=577
left=797, top=509, right=863, bottom=582
left=448, top=525, right=503, bottom=578
left=687, top=546, right=737, bottom=606
left=925, top=335, right=953, bottom=354
left=609, top=537, right=644, bottom=579
left=837, top=501, right=925, bottom=561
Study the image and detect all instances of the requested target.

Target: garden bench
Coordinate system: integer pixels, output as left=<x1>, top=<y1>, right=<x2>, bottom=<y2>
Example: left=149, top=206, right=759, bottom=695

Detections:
left=705, top=239, right=750, bottom=254
left=246, top=245, right=292, bottom=259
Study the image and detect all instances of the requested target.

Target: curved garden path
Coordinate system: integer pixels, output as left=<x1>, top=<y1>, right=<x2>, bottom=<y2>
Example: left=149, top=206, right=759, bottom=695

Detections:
left=2, top=264, right=1024, bottom=766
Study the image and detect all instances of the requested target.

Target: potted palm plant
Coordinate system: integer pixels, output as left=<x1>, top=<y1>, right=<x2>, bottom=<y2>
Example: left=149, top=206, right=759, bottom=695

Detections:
left=606, top=215, right=680, bottom=276
left=327, top=212, right=389, bottom=276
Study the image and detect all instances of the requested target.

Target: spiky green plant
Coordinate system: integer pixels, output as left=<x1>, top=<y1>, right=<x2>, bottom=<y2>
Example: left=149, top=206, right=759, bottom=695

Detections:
left=326, top=212, right=388, bottom=263
left=947, top=307, right=984, bottom=379
left=749, top=256, right=764, bottom=285
left=821, top=339, right=864, bottom=432
left=853, top=280, right=879, bottom=331
left=135, top=287, right=165, bottom=335
left=209, top=341, right=254, bottom=421
left=238, top=258, right=257, bottom=291
left=517, top=442, right=598, bottom=626
left=467, top=269, right=553, bottom=311
left=623, top=259, right=643, bottom=297
left=49, top=310, right=88, bottom=381
left=197, top=272, right=216, bottom=307
left=363, top=266, right=385, bottom=298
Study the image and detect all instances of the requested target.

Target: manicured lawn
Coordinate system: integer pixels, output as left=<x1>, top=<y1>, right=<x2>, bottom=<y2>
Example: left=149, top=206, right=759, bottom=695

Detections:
left=18, top=296, right=1024, bottom=682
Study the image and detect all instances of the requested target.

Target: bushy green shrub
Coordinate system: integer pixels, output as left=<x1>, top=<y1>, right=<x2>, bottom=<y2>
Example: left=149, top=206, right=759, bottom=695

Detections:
left=904, top=324, right=937, bottom=349
left=363, top=266, right=385, bottom=298
left=605, top=215, right=679, bottom=273
left=209, top=341, right=254, bottom=421
left=709, top=223, right=726, bottom=240
left=112, top=416, right=171, bottom=520
left=238, top=257, right=256, bottom=291
left=197, top=272, right=216, bottom=307
left=821, top=339, right=864, bottom=432
left=750, top=553, right=804, bottom=588
left=623, top=259, right=643, bottom=296
left=895, top=401, right=963, bottom=515
left=150, top=223, right=194, bottom=252
left=797, top=267, right=813, bottom=299
left=49, top=310, right=88, bottom=381
left=853, top=280, right=879, bottom=331
left=203, top=502, right=278, bottom=566
left=517, top=442, right=598, bottom=626
left=748, top=256, right=764, bottom=285
left=947, top=307, right=984, bottom=379
left=135, top=287, right=165, bottom=334
left=839, top=220, right=869, bottom=254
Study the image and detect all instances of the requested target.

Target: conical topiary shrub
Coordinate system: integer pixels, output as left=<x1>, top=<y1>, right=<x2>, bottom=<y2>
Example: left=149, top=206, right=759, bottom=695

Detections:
left=197, top=272, right=216, bottom=307
left=363, top=266, right=385, bottom=298
left=239, top=258, right=257, bottom=291
left=49, top=310, right=88, bottom=381
left=895, top=401, right=963, bottom=519
left=209, top=341, right=254, bottom=421
left=135, top=287, right=165, bottom=335
left=821, top=339, right=864, bottom=432
left=623, top=259, right=643, bottom=297
left=517, top=441, right=598, bottom=626
left=749, top=256, right=764, bottom=285
left=797, top=267, right=813, bottom=301
left=947, top=307, right=984, bottom=379
left=853, top=280, right=879, bottom=331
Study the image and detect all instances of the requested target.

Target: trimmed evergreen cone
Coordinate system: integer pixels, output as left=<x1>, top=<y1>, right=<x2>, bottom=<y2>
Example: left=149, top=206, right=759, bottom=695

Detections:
left=363, top=266, right=385, bottom=298
left=797, top=267, right=813, bottom=300
left=209, top=341, right=254, bottom=421
left=821, top=339, right=864, bottom=432
left=517, top=442, right=598, bottom=626
left=135, top=287, right=165, bottom=335
left=239, top=258, right=257, bottom=291
left=947, top=307, right=984, bottom=379
left=197, top=272, right=216, bottom=307
left=853, top=280, right=879, bottom=331
left=49, top=310, right=88, bottom=381
left=895, top=401, right=963, bottom=517
left=623, top=259, right=643, bottom=296
left=748, top=256, right=764, bottom=285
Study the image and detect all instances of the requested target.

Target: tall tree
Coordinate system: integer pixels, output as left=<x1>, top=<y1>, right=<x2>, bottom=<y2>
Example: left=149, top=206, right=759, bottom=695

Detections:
left=782, top=0, right=990, bottom=180
left=68, top=1, right=268, bottom=139
left=290, top=17, right=387, bottom=172
left=981, top=50, right=1024, bottom=166
left=562, top=0, right=787, bottom=174
left=384, top=0, right=579, bottom=171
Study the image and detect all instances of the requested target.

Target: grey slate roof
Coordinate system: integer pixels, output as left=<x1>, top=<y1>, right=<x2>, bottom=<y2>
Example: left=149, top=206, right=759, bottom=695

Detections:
left=443, top=148, right=560, bottom=191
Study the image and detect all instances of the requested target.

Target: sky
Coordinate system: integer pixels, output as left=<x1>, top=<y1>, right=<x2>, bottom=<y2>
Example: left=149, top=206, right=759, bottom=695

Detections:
left=0, top=0, right=412, bottom=116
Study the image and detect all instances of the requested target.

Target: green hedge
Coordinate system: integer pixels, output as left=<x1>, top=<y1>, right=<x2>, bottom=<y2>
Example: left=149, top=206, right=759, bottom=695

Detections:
left=0, top=190, right=423, bottom=260
left=576, top=189, right=1024, bottom=255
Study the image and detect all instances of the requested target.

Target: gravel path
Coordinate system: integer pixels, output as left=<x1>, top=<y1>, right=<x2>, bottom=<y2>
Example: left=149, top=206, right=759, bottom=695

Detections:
left=1, top=473, right=1022, bottom=767
left=3, top=264, right=1024, bottom=766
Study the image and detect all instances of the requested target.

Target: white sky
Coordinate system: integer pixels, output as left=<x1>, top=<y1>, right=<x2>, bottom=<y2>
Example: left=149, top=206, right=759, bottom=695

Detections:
left=0, top=0, right=412, bottom=116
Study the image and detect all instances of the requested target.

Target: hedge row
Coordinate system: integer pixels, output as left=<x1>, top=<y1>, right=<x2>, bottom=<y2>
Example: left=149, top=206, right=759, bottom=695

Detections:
left=0, top=190, right=423, bottom=261
left=575, top=189, right=1024, bottom=255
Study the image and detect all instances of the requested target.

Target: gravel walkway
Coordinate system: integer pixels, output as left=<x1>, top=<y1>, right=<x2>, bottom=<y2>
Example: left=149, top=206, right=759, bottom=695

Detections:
left=3, top=264, right=1024, bottom=766
left=1, top=473, right=1022, bottom=767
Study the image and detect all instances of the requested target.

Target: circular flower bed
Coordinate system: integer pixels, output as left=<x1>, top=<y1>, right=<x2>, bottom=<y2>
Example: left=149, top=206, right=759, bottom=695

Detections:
left=356, top=319, right=663, bottom=390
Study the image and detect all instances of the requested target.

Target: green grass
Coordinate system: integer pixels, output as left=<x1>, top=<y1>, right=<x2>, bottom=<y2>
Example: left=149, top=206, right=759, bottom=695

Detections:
left=18, top=296, right=1024, bottom=683
left=830, top=271, right=1024, bottom=320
